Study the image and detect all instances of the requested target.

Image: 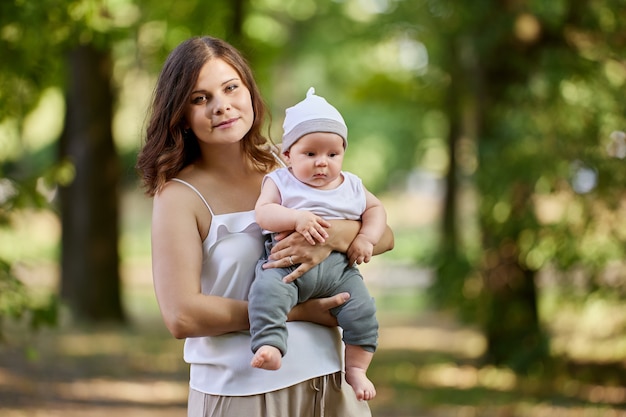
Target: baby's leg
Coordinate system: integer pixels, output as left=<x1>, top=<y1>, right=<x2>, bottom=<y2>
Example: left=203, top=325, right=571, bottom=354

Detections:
left=328, top=265, right=378, bottom=400
left=249, top=258, right=299, bottom=370
left=345, top=344, right=376, bottom=401
left=251, top=345, right=282, bottom=370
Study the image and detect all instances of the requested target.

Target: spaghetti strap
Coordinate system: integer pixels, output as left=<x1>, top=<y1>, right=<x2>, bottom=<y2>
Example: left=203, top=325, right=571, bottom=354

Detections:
left=271, top=150, right=287, bottom=168
left=172, top=150, right=281, bottom=216
left=171, top=178, right=215, bottom=216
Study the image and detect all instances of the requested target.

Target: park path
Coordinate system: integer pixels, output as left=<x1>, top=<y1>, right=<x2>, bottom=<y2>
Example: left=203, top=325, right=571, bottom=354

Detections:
left=0, top=260, right=435, bottom=417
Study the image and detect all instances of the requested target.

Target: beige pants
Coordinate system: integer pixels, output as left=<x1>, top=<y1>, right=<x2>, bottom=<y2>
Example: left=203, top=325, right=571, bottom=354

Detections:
left=188, top=371, right=371, bottom=417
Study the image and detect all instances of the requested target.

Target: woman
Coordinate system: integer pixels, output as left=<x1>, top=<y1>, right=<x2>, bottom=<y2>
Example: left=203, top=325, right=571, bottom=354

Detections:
left=136, top=36, right=394, bottom=416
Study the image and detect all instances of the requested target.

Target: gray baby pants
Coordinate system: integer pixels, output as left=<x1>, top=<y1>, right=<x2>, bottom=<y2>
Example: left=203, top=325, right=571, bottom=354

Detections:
left=249, top=241, right=378, bottom=357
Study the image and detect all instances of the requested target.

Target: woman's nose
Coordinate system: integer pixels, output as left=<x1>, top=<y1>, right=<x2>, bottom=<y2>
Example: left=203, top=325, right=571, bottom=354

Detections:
left=210, top=95, right=230, bottom=114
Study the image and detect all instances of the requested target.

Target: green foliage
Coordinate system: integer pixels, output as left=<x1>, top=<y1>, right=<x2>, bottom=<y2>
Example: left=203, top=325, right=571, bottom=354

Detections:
left=0, top=159, right=62, bottom=337
left=405, top=0, right=626, bottom=369
left=430, top=251, right=476, bottom=317
left=422, top=2, right=626, bottom=285
left=476, top=0, right=626, bottom=281
left=0, top=258, right=58, bottom=340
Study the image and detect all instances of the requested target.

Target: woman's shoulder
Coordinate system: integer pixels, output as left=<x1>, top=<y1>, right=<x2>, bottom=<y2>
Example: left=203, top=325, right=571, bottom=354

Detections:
left=155, top=177, right=211, bottom=214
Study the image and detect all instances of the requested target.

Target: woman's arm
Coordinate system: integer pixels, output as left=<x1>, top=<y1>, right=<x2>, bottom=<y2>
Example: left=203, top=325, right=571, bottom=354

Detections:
left=266, top=219, right=394, bottom=283
left=324, top=219, right=394, bottom=255
left=288, top=292, right=350, bottom=327
left=151, top=183, right=250, bottom=338
left=376, top=224, right=395, bottom=254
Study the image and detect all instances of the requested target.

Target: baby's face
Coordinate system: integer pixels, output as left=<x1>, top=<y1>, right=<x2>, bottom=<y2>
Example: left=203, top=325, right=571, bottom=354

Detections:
left=285, top=132, right=345, bottom=189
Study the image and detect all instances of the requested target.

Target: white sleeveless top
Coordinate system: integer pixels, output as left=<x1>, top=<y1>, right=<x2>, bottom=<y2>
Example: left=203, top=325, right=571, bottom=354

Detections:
left=172, top=178, right=342, bottom=396
left=265, top=168, right=366, bottom=222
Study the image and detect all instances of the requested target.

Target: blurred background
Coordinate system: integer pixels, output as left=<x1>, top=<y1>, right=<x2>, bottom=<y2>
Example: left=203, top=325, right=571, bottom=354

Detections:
left=1, top=0, right=626, bottom=416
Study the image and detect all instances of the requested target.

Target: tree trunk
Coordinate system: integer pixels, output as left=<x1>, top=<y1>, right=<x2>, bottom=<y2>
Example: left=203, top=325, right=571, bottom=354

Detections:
left=475, top=35, right=548, bottom=370
left=431, top=35, right=474, bottom=311
left=479, top=187, right=547, bottom=371
left=440, top=47, right=461, bottom=258
left=430, top=2, right=548, bottom=371
left=59, top=44, right=125, bottom=322
left=483, top=254, right=545, bottom=370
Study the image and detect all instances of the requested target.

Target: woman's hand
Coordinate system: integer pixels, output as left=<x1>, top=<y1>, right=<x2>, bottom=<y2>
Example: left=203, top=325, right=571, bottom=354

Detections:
left=288, top=292, right=350, bottom=327
left=263, top=220, right=366, bottom=283
left=263, top=231, right=332, bottom=283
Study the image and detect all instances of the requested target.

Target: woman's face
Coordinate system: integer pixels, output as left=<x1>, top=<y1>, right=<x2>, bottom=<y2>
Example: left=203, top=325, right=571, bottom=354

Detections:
left=185, top=58, right=254, bottom=147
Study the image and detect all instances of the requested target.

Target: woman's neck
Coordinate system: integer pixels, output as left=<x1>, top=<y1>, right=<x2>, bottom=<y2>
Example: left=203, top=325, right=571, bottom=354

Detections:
left=198, top=143, right=250, bottom=177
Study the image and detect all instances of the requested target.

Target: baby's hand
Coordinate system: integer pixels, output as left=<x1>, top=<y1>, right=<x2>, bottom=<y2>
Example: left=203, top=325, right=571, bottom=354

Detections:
left=347, top=234, right=374, bottom=266
left=295, top=211, right=330, bottom=245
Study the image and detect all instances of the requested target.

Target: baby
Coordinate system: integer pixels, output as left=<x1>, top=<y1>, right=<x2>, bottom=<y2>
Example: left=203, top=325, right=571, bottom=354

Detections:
left=248, top=87, right=387, bottom=401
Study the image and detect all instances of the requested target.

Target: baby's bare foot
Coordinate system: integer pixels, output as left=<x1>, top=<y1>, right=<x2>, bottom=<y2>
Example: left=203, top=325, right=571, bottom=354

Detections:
left=345, top=368, right=376, bottom=401
left=251, top=345, right=282, bottom=370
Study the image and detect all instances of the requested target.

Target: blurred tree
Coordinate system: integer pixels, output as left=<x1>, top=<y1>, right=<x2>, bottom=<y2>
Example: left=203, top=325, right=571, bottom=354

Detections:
left=0, top=0, right=68, bottom=331
left=475, top=0, right=625, bottom=370
left=426, top=0, right=626, bottom=371
left=0, top=0, right=132, bottom=323
left=59, top=43, right=123, bottom=321
left=0, top=0, right=249, bottom=324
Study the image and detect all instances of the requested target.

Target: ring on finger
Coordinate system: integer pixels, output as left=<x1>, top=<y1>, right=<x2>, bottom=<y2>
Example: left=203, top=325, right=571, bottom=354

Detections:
left=289, top=256, right=294, bottom=266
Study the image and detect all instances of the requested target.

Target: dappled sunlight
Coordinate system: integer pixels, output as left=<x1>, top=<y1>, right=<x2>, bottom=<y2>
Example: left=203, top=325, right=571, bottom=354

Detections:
left=544, top=297, right=626, bottom=362
left=520, top=405, right=626, bottom=417
left=372, top=356, right=626, bottom=416
left=0, top=209, right=60, bottom=263
left=0, top=367, right=187, bottom=406
left=0, top=319, right=188, bottom=417
left=581, top=384, right=626, bottom=406
left=0, top=367, right=33, bottom=396
left=551, top=332, right=626, bottom=363
left=51, top=328, right=185, bottom=375
left=533, top=191, right=571, bottom=224
left=418, top=364, right=517, bottom=391
left=54, top=378, right=187, bottom=405
left=382, top=190, right=442, bottom=229
left=371, top=296, right=626, bottom=415
left=430, top=404, right=626, bottom=417
left=2, top=407, right=185, bottom=417
left=57, top=333, right=128, bottom=356
left=380, top=326, right=485, bottom=359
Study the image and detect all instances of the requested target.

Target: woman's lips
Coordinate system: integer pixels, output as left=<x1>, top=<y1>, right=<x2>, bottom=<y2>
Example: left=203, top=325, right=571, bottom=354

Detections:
left=215, top=117, right=238, bottom=128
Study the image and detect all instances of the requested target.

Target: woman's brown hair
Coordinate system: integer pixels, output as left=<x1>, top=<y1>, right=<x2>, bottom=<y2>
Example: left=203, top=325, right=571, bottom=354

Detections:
left=137, top=36, right=279, bottom=196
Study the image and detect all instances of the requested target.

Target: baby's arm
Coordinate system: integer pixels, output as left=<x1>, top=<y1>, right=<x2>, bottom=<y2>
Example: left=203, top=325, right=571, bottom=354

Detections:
left=347, top=188, right=387, bottom=265
left=255, top=178, right=330, bottom=245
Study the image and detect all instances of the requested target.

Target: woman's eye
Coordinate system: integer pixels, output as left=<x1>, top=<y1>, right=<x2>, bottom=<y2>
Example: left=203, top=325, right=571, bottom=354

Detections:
left=226, top=83, right=238, bottom=92
left=192, top=95, right=208, bottom=104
